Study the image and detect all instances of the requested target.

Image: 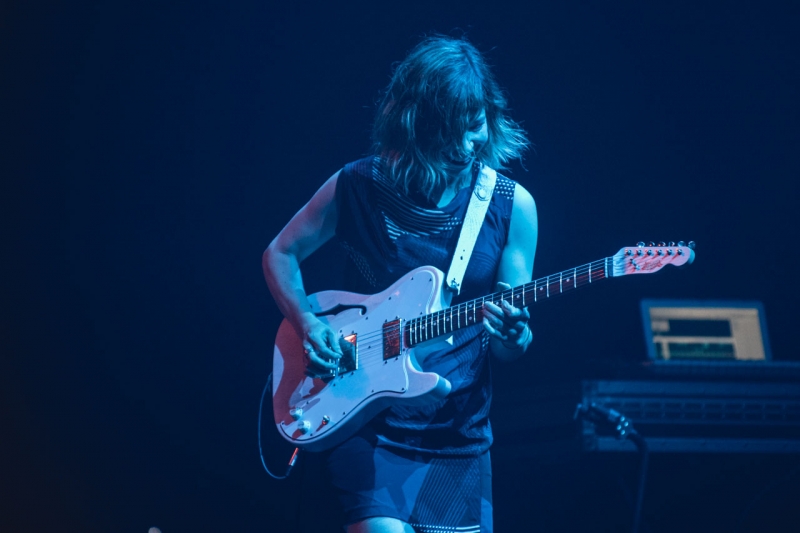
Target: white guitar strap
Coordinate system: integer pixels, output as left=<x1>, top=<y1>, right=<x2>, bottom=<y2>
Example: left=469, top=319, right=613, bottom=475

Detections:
left=445, top=164, right=497, bottom=296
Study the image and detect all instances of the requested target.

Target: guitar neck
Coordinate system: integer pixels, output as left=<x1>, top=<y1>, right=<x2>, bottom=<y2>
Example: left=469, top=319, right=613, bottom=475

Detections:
left=404, top=257, right=614, bottom=347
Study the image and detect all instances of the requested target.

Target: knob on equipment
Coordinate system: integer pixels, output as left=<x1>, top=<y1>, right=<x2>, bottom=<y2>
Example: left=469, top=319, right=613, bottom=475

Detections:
left=299, top=420, right=312, bottom=434
left=290, top=408, right=304, bottom=420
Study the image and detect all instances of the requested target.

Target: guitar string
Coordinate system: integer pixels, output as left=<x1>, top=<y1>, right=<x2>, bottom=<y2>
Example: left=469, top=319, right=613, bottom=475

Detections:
left=329, top=260, right=611, bottom=347
left=324, top=260, right=615, bottom=369
left=318, top=251, right=685, bottom=373
left=349, top=291, right=548, bottom=370
left=309, top=249, right=686, bottom=372
left=324, top=250, right=680, bottom=349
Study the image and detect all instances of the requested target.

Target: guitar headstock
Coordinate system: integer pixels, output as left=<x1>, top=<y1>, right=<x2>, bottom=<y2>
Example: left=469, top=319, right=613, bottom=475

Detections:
left=612, top=241, right=695, bottom=276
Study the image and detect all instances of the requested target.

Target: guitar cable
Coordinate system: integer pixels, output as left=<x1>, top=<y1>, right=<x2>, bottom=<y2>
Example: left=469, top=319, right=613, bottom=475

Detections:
left=259, top=373, right=300, bottom=480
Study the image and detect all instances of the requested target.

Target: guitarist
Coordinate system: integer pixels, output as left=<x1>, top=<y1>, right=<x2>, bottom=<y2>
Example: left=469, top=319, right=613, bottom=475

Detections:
left=263, top=35, right=538, bottom=533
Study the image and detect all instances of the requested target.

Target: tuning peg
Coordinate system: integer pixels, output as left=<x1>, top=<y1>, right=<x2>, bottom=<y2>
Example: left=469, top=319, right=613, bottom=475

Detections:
left=648, top=242, right=655, bottom=247
left=677, top=241, right=685, bottom=247
left=658, top=241, right=666, bottom=247
left=688, top=241, right=696, bottom=250
left=637, top=241, right=645, bottom=247
left=668, top=241, right=675, bottom=247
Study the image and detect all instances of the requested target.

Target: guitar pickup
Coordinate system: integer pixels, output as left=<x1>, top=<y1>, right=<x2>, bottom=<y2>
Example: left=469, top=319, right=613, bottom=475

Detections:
left=383, top=319, right=402, bottom=360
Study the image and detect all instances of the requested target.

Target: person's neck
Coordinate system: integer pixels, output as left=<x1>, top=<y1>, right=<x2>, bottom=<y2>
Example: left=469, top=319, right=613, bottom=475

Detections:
left=436, top=161, right=476, bottom=208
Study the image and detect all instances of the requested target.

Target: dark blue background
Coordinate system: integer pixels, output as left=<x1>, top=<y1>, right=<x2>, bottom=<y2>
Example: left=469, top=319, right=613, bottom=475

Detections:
left=3, top=1, right=799, bottom=531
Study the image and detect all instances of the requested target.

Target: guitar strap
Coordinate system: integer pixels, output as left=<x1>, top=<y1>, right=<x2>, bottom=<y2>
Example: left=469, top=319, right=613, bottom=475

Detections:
left=445, top=164, right=497, bottom=296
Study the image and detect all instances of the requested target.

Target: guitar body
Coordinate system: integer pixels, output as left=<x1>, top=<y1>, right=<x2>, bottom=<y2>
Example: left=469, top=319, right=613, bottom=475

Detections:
left=272, top=265, right=453, bottom=452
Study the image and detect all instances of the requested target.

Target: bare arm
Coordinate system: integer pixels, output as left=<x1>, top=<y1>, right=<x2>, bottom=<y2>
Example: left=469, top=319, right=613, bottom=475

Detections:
left=262, top=171, right=343, bottom=370
left=481, top=182, right=538, bottom=361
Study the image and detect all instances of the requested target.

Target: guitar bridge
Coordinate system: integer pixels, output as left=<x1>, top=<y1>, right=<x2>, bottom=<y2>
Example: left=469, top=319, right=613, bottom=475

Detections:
left=337, top=334, right=358, bottom=373
left=383, top=319, right=402, bottom=360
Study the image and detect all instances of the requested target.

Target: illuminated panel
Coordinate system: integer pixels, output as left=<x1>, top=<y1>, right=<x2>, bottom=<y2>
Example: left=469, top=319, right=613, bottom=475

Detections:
left=641, top=300, right=770, bottom=361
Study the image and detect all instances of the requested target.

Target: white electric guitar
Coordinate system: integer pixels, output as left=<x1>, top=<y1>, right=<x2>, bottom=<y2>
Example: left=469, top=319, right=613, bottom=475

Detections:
left=272, top=242, right=695, bottom=451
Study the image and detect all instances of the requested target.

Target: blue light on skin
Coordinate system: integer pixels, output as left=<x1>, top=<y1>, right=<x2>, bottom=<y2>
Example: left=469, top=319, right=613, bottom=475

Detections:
left=465, top=109, right=488, bottom=155
left=439, top=109, right=489, bottom=207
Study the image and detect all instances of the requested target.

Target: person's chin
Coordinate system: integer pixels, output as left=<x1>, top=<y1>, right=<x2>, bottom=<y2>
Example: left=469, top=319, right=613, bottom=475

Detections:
left=446, top=154, right=475, bottom=169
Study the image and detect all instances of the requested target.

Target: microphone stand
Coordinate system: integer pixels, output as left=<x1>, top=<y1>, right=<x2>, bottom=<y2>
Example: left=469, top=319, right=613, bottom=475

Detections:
left=575, top=403, right=649, bottom=533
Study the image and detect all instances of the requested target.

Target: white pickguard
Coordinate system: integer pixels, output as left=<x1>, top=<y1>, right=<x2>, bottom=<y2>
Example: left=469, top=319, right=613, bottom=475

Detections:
left=272, top=266, right=453, bottom=451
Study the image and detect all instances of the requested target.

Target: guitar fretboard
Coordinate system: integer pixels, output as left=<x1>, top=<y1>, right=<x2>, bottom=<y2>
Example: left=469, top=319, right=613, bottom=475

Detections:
left=404, top=257, right=614, bottom=347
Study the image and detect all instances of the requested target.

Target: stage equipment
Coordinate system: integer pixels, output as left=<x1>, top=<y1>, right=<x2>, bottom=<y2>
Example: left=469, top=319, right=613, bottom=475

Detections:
left=640, top=300, right=771, bottom=361
left=575, top=402, right=648, bottom=533
left=580, top=379, right=800, bottom=453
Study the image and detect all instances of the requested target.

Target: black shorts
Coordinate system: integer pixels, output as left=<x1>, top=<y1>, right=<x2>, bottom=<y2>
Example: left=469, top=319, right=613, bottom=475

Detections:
left=326, top=431, right=493, bottom=533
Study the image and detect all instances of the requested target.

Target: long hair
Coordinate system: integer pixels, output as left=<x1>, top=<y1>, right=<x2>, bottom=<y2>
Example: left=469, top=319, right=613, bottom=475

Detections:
left=373, top=35, right=529, bottom=203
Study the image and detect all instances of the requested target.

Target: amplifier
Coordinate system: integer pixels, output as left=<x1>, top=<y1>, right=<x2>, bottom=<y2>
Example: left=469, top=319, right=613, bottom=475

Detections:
left=581, top=380, right=800, bottom=453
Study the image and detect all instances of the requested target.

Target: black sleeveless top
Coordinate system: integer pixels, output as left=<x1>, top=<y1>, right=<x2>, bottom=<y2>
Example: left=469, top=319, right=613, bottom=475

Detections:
left=335, top=156, right=516, bottom=454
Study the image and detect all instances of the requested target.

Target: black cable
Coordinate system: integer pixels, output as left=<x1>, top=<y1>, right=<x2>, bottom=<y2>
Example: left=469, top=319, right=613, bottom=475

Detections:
left=630, top=436, right=649, bottom=533
left=575, top=402, right=650, bottom=533
left=258, top=373, right=300, bottom=480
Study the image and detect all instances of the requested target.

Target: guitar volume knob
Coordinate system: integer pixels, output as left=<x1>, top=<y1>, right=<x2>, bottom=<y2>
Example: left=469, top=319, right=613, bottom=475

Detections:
left=298, top=420, right=312, bottom=434
left=290, top=408, right=304, bottom=420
